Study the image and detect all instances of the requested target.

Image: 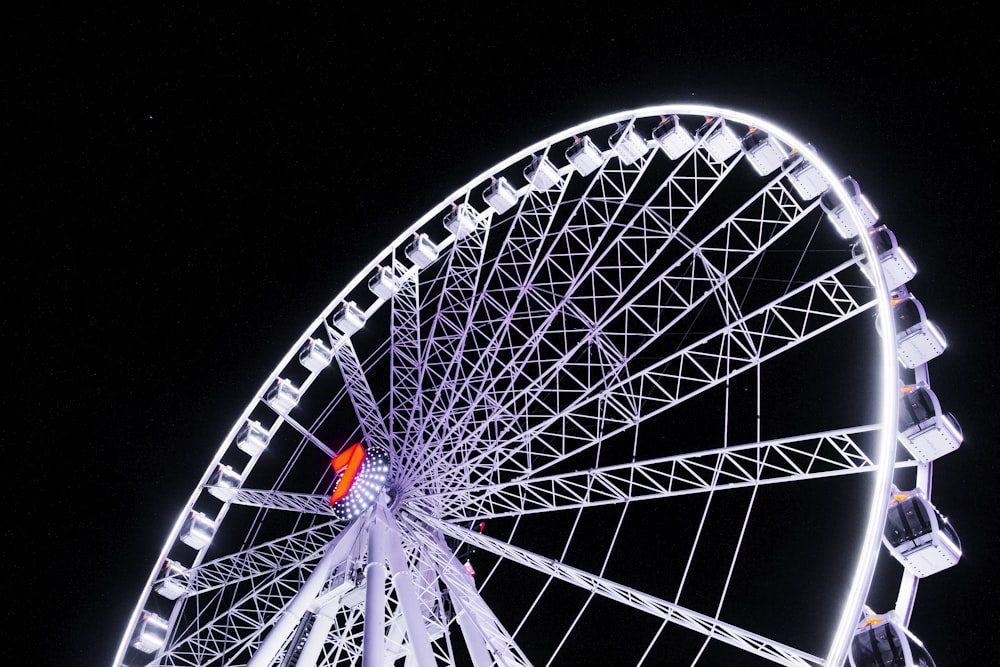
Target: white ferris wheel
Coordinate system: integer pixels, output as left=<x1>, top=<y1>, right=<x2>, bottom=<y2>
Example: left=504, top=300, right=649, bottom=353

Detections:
left=115, top=105, right=962, bottom=667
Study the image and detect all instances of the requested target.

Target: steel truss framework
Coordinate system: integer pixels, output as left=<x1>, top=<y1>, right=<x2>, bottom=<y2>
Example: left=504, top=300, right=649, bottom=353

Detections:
left=116, top=105, right=943, bottom=667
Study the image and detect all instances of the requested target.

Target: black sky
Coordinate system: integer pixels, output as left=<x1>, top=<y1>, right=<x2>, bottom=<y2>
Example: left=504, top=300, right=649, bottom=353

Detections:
left=5, top=4, right=999, bottom=666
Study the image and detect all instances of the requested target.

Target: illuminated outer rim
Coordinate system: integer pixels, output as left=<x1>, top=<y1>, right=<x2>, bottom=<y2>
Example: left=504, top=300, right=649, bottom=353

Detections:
left=114, top=103, right=898, bottom=666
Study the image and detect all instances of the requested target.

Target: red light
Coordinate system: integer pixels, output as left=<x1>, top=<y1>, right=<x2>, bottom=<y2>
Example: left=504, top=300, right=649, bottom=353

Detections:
left=328, top=443, right=366, bottom=504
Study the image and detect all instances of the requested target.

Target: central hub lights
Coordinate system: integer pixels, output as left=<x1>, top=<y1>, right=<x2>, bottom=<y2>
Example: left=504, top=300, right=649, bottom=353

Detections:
left=328, top=442, right=391, bottom=521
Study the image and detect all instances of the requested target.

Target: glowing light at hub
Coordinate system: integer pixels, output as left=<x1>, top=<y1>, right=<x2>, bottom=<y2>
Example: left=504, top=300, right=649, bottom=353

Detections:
left=328, top=442, right=390, bottom=521
left=329, top=443, right=366, bottom=504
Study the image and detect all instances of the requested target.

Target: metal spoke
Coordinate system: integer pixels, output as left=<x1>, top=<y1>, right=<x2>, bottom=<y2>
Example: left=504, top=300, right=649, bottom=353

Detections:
left=422, top=426, right=911, bottom=520
left=412, top=145, right=740, bottom=477
left=389, top=261, right=423, bottom=466
left=440, top=260, right=875, bottom=488
left=421, top=179, right=820, bottom=488
left=182, top=521, right=340, bottom=596
left=219, top=488, right=337, bottom=516
left=400, top=518, right=556, bottom=666
left=331, top=335, right=394, bottom=456
left=406, top=511, right=822, bottom=666
left=117, top=106, right=942, bottom=667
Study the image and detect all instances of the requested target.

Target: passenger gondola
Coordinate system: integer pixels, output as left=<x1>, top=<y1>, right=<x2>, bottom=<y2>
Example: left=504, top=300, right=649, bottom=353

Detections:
left=849, top=611, right=936, bottom=667
left=897, top=383, right=963, bottom=461
left=891, top=295, right=947, bottom=368
left=883, top=487, right=961, bottom=577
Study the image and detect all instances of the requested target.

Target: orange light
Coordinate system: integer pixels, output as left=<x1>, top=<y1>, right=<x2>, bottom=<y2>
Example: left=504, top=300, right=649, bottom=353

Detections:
left=899, top=385, right=915, bottom=394
left=863, top=617, right=883, bottom=626
left=329, top=443, right=367, bottom=505
left=892, top=493, right=910, bottom=503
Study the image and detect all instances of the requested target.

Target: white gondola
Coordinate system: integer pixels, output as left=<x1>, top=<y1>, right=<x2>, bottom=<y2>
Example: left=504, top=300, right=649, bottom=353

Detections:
left=609, top=123, right=649, bottom=165
left=883, top=487, right=962, bottom=578
left=849, top=610, right=937, bottom=667
left=332, top=301, right=366, bottom=335
left=869, top=226, right=918, bottom=289
left=154, top=559, right=190, bottom=600
left=179, top=511, right=216, bottom=550
left=784, top=148, right=831, bottom=201
left=741, top=128, right=787, bottom=175
left=299, top=337, right=334, bottom=372
left=482, top=177, right=518, bottom=214
left=132, top=611, right=170, bottom=653
left=898, top=383, right=963, bottom=462
left=652, top=114, right=694, bottom=159
left=695, top=117, right=741, bottom=162
left=405, top=233, right=439, bottom=268
left=444, top=203, right=479, bottom=238
left=892, top=296, right=947, bottom=369
left=565, top=135, right=604, bottom=176
left=236, top=419, right=270, bottom=456
left=524, top=154, right=560, bottom=190
left=207, top=463, right=242, bottom=501
left=368, top=266, right=399, bottom=299
left=821, top=176, right=880, bottom=238
left=265, top=377, right=301, bottom=412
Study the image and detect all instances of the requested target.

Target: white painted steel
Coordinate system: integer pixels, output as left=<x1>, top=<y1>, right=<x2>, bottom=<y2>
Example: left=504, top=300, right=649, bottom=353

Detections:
left=115, top=105, right=955, bottom=667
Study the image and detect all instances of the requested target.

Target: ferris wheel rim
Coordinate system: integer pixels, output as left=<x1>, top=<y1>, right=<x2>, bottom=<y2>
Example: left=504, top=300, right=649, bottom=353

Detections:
left=114, top=104, right=907, bottom=667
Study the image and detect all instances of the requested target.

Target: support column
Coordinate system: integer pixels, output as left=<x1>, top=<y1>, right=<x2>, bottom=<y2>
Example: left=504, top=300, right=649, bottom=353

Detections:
left=380, top=505, right=437, bottom=667
left=428, top=532, right=529, bottom=666
left=248, top=519, right=363, bottom=667
left=363, top=514, right=387, bottom=667
left=452, top=603, right=495, bottom=667
left=294, top=605, right=336, bottom=667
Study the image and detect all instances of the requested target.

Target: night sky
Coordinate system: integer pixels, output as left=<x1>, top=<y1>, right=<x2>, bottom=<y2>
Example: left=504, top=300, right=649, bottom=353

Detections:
left=6, top=4, right=998, bottom=666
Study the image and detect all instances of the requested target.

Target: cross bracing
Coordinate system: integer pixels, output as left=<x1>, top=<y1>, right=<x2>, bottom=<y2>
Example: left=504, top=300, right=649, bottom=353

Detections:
left=388, top=268, right=423, bottom=474
left=402, top=176, right=819, bottom=496
left=415, top=219, right=493, bottom=388
left=181, top=522, right=340, bottom=596
left=407, top=143, right=742, bottom=477
left=421, top=426, right=896, bottom=521
left=221, top=488, right=338, bottom=516
left=115, top=108, right=919, bottom=667
left=431, top=259, right=875, bottom=490
left=328, top=336, right=393, bottom=459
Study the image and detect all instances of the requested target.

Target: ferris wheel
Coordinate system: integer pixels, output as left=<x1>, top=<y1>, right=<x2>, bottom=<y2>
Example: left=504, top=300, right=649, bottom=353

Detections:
left=115, top=105, right=962, bottom=667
